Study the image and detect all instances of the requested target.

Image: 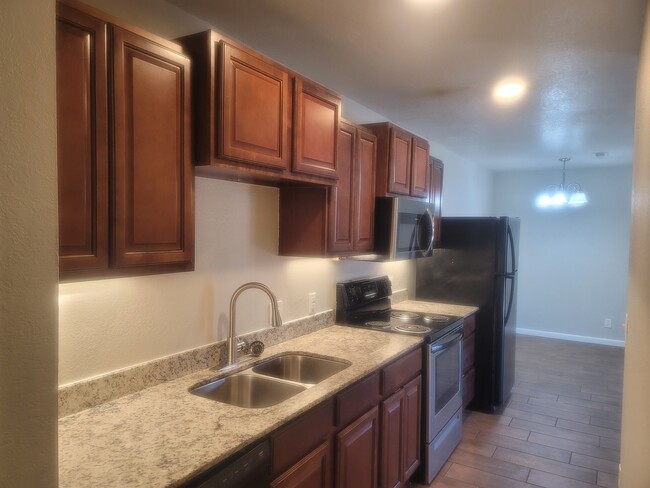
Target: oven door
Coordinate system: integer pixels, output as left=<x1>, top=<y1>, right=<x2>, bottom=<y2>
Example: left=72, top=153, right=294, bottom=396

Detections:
left=394, top=199, right=435, bottom=260
left=426, top=327, right=463, bottom=441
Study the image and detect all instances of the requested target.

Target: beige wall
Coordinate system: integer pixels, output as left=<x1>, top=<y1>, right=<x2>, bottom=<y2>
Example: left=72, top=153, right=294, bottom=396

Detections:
left=620, top=4, right=650, bottom=486
left=0, top=0, right=59, bottom=486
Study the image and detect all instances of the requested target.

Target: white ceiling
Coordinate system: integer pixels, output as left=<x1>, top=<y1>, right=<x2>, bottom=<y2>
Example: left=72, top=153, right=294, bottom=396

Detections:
left=169, top=0, right=647, bottom=171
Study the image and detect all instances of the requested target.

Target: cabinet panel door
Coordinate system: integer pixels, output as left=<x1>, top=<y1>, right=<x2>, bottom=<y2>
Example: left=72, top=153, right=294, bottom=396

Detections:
left=353, top=129, right=377, bottom=252
left=220, top=41, right=290, bottom=170
left=402, top=375, right=422, bottom=480
left=56, top=4, right=109, bottom=274
left=336, top=406, right=379, bottom=488
left=410, top=138, right=430, bottom=198
left=380, top=390, right=404, bottom=488
left=112, top=27, right=194, bottom=268
left=293, top=78, right=340, bottom=178
left=271, top=441, right=331, bottom=488
left=328, top=122, right=355, bottom=253
left=388, top=127, right=412, bottom=196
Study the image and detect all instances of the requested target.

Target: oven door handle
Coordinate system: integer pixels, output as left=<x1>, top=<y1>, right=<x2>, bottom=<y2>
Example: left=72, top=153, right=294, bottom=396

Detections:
left=430, top=331, right=463, bottom=353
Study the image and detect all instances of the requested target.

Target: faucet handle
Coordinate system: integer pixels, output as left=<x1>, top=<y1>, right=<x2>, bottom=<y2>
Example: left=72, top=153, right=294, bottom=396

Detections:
left=249, top=340, right=265, bottom=357
left=236, top=339, right=249, bottom=354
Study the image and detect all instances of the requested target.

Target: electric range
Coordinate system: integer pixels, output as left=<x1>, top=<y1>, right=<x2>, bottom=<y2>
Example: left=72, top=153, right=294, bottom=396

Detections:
left=335, top=276, right=463, bottom=343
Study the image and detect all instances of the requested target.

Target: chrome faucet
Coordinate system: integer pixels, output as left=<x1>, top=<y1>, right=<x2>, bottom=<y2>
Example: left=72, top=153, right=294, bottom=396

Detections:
left=227, top=282, right=282, bottom=367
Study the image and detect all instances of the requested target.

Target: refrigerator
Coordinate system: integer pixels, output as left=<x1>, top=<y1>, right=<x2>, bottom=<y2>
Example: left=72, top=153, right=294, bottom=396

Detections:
left=416, top=217, right=519, bottom=412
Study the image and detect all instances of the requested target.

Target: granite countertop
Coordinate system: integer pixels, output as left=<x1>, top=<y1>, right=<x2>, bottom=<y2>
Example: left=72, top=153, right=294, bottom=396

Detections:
left=59, top=325, right=423, bottom=488
left=393, top=299, right=478, bottom=319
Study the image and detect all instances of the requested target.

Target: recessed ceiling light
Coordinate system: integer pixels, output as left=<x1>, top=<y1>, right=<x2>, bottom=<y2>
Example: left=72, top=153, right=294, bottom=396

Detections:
left=493, top=79, right=527, bottom=102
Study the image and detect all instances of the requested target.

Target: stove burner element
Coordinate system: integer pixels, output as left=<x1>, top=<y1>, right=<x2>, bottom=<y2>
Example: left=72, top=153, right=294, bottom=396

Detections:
left=365, top=320, right=392, bottom=329
left=422, top=314, right=452, bottom=324
left=394, top=323, right=430, bottom=334
left=391, top=311, right=421, bottom=321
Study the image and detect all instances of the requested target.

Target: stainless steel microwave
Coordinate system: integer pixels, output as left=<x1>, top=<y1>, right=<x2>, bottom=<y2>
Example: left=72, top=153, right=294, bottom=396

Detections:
left=374, top=197, right=436, bottom=260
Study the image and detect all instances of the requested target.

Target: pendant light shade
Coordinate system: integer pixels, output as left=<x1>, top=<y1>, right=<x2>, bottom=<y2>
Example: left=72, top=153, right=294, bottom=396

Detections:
left=536, top=158, right=588, bottom=208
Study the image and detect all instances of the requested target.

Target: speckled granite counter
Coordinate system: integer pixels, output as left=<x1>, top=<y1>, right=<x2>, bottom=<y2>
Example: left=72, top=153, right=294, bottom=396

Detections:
left=59, top=326, right=423, bottom=488
left=393, top=299, right=478, bottom=318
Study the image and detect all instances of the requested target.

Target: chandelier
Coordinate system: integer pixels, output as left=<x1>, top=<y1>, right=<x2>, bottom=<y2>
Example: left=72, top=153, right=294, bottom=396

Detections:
left=536, top=158, right=588, bottom=208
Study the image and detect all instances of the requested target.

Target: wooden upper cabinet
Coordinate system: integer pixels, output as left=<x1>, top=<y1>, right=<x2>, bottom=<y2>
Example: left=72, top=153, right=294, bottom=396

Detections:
left=389, top=127, right=412, bottom=196
left=56, top=0, right=194, bottom=280
left=293, top=78, right=341, bottom=179
left=328, top=121, right=356, bottom=253
left=111, top=27, right=193, bottom=269
left=353, top=128, right=377, bottom=252
left=365, top=122, right=430, bottom=199
left=429, top=156, right=444, bottom=247
left=410, top=137, right=430, bottom=198
left=56, top=3, right=109, bottom=275
left=220, top=41, right=291, bottom=170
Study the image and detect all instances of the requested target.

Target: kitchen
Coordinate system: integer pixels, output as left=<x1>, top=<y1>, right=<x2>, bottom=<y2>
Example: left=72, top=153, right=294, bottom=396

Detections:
left=1, top=0, right=649, bottom=487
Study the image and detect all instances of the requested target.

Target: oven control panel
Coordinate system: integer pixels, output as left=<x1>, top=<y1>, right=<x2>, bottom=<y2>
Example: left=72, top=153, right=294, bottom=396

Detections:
left=336, top=276, right=392, bottom=310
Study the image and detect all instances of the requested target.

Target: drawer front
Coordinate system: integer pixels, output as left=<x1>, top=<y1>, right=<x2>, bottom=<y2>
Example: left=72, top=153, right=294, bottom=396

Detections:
left=271, top=398, right=335, bottom=475
left=381, top=348, right=422, bottom=397
left=462, top=332, right=475, bottom=374
left=336, top=372, right=380, bottom=427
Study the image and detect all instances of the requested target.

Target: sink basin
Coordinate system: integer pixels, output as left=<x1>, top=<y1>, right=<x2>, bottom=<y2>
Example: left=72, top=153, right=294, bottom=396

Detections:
left=253, top=353, right=350, bottom=384
left=191, top=374, right=306, bottom=408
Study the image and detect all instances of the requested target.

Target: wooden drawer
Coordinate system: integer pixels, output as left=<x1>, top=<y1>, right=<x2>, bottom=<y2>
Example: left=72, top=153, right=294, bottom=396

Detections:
left=463, top=314, right=476, bottom=336
left=381, top=348, right=422, bottom=397
left=462, top=366, right=476, bottom=408
left=336, top=372, right=380, bottom=427
left=462, top=332, right=475, bottom=375
left=271, top=398, right=335, bottom=475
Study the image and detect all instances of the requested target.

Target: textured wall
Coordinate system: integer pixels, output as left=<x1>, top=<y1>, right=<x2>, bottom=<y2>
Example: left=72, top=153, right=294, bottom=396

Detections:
left=621, top=3, right=650, bottom=485
left=493, top=166, right=632, bottom=343
left=0, top=0, right=59, bottom=485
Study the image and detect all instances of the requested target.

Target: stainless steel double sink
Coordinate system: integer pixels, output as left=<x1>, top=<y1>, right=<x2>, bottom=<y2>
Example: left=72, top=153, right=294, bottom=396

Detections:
left=190, top=353, right=350, bottom=408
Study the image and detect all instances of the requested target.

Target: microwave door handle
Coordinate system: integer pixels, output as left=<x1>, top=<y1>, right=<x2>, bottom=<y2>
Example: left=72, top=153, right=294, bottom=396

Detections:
left=423, top=208, right=435, bottom=255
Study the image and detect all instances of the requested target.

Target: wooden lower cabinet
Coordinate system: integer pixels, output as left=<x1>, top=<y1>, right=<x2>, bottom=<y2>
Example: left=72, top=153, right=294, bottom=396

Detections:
left=266, top=349, right=422, bottom=488
left=335, top=406, right=379, bottom=488
left=380, top=375, right=421, bottom=488
left=271, top=442, right=331, bottom=488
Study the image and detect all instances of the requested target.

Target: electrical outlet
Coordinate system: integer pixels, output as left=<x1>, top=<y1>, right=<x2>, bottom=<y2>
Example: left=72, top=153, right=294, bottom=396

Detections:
left=604, top=318, right=612, bottom=329
left=308, top=292, right=316, bottom=315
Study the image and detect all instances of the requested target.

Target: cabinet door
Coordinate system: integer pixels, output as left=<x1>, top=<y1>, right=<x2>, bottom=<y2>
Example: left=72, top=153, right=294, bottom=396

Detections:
left=380, top=390, right=404, bottom=488
left=271, top=441, right=331, bottom=488
left=336, top=406, right=379, bottom=488
left=410, top=138, right=430, bottom=198
left=353, top=128, right=377, bottom=252
left=293, top=78, right=340, bottom=179
left=112, top=27, right=194, bottom=269
left=429, top=157, right=444, bottom=246
left=328, top=122, right=355, bottom=253
left=220, top=41, right=291, bottom=170
left=388, top=127, right=412, bottom=196
left=402, top=376, right=422, bottom=480
left=56, top=4, right=109, bottom=275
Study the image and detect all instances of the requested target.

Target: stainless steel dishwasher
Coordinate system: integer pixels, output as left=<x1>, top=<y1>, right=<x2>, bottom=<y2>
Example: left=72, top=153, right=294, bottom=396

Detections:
left=184, top=440, right=270, bottom=488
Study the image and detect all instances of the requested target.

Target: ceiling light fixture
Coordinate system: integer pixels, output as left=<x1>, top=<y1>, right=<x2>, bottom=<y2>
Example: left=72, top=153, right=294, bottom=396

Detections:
left=536, top=158, right=588, bottom=208
left=493, top=79, right=526, bottom=101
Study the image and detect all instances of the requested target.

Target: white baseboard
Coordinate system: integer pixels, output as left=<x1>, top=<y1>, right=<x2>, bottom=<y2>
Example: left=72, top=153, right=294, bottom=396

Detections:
left=517, top=328, right=625, bottom=348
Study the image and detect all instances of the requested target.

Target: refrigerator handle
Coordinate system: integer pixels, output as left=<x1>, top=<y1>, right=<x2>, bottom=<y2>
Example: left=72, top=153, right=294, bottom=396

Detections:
left=507, top=224, right=516, bottom=274
left=504, top=274, right=515, bottom=326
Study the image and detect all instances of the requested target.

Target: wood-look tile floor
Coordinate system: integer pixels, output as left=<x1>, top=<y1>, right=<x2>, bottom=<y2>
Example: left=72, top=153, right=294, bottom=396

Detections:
left=411, top=335, right=624, bottom=488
